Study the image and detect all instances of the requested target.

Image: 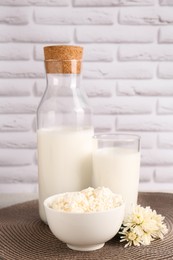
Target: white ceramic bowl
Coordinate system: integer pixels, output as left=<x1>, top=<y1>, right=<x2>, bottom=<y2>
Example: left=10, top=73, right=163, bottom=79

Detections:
left=44, top=193, right=125, bottom=251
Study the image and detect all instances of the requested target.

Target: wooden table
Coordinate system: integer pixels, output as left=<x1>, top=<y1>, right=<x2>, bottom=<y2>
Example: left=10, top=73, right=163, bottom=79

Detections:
left=1, top=192, right=173, bottom=260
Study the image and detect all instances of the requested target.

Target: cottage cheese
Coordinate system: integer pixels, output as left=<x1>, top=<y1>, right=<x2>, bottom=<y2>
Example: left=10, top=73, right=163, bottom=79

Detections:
left=50, top=187, right=123, bottom=213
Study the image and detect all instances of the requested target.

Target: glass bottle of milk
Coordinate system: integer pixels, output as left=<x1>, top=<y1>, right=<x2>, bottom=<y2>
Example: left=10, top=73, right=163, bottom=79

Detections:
left=37, top=46, right=93, bottom=222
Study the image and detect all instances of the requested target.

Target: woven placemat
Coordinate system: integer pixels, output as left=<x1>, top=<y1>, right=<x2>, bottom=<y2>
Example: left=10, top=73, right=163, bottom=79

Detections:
left=0, top=193, right=173, bottom=260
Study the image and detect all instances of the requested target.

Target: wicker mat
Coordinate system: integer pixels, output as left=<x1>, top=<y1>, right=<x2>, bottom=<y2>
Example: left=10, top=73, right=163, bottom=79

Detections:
left=1, top=192, right=173, bottom=260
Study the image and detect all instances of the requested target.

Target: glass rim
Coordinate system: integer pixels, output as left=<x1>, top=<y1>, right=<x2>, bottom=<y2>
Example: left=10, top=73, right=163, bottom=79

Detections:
left=93, top=133, right=140, bottom=142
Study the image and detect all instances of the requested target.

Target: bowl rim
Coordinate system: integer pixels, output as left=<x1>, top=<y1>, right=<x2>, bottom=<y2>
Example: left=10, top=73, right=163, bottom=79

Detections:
left=44, top=193, right=125, bottom=215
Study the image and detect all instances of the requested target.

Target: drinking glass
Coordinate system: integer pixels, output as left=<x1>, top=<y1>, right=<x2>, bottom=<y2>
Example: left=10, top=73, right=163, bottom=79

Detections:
left=92, top=134, right=141, bottom=218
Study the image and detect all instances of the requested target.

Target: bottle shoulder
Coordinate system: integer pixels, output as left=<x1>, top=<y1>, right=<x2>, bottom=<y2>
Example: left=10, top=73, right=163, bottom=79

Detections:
left=38, top=90, right=91, bottom=114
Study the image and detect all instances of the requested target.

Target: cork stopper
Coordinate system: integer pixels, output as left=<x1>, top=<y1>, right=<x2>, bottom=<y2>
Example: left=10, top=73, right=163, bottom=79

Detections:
left=44, top=45, right=83, bottom=74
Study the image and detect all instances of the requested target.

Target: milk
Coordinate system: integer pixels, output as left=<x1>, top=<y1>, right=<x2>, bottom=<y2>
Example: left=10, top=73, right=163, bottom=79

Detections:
left=37, top=127, right=93, bottom=222
left=92, top=147, right=140, bottom=218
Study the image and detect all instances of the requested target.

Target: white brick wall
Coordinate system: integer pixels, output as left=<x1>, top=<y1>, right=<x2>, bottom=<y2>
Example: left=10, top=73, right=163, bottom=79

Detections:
left=0, top=0, right=173, bottom=194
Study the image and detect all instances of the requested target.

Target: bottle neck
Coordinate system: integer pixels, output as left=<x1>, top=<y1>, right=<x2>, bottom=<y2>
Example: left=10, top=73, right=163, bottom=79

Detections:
left=47, top=73, right=81, bottom=89
left=45, top=73, right=81, bottom=97
left=37, top=58, right=92, bottom=129
left=45, top=59, right=82, bottom=94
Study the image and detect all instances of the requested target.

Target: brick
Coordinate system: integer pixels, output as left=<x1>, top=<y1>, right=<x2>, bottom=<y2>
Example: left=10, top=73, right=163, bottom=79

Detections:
left=0, top=29, right=13, bottom=42
left=34, top=150, right=37, bottom=165
left=160, top=0, right=173, bottom=5
left=34, top=45, right=114, bottom=62
left=34, top=8, right=114, bottom=25
left=0, top=7, right=29, bottom=25
left=158, top=134, right=173, bottom=149
left=141, top=149, right=173, bottom=166
left=76, top=27, right=155, bottom=43
left=117, top=81, right=173, bottom=96
left=33, top=80, right=46, bottom=96
left=0, top=0, right=69, bottom=6
left=0, top=183, right=37, bottom=193
left=34, top=45, right=49, bottom=61
left=0, top=115, right=34, bottom=132
left=117, top=115, right=173, bottom=131
left=137, top=132, right=156, bottom=149
left=159, top=27, right=173, bottom=43
left=74, top=0, right=154, bottom=7
left=154, top=168, right=173, bottom=182
left=0, top=79, right=33, bottom=96
left=84, top=46, right=114, bottom=62
left=0, top=149, right=34, bottom=166
left=0, top=44, right=31, bottom=61
left=83, top=63, right=153, bottom=79
left=83, top=80, right=115, bottom=97
left=119, top=45, right=173, bottom=61
left=0, top=62, right=44, bottom=78
left=32, top=116, right=38, bottom=133
left=0, top=98, right=39, bottom=114
left=157, top=99, right=173, bottom=114
left=119, top=8, right=173, bottom=25
left=0, top=133, right=36, bottom=149
left=158, top=63, right=173, bottom=79
left=91, top=97, right=153, bottom=115
left=140, top=167, right=154, bottom=182
left=93, top=115, right=115, bottom=133
left=139, top=182, right=173, bottom=192
left=0, top=193, right=38, bottom=205
left=33, top=45, right=49, bottom=61
left=0, top=166, right=37, bottom=183
left=0, top=26, right=71, bottom=43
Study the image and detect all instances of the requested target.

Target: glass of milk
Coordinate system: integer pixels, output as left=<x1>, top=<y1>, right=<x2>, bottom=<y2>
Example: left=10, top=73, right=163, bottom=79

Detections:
left=92, top=134, right=141, bottom=219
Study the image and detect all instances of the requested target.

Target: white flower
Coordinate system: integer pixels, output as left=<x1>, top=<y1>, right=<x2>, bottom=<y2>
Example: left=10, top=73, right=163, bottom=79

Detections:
left=119, top=205, right=168, bottom=247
